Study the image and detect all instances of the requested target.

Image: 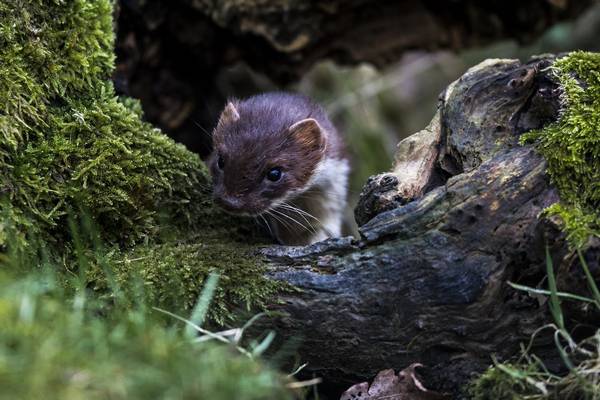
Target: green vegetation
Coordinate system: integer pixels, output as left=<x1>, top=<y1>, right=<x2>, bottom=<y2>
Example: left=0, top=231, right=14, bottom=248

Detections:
left=0, top=0, right=282, bottom=323
left=521, top=51, right=600, bottom=247
left=0, top=1, right=293, bottom=398
left=0, top=268, right=295, bottom=400
left=4, top=0, right=596, bottom=397
left=86, top=236, right=284, bottom=324
left=0, top=0, right=206, bottom=246
left=471, top=345, right=600, bottom=400
left=470, top=52, right=600, bottom=399
left=469, top=248, right=600, bottom=399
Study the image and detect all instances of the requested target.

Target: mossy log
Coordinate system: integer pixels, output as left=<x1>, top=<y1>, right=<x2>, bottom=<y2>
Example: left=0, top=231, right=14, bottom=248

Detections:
left=255, top=56, right=599, bottom=397
left=114, top=0, right=592, bottom=156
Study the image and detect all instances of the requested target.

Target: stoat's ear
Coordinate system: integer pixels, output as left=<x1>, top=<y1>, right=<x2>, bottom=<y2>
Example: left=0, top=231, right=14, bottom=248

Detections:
left=288, top=118, right=326, bottom=154
left=217, top=101, right=240, bottom=128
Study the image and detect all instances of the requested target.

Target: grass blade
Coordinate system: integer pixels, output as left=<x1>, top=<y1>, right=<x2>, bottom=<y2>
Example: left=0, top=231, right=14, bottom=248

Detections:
left=577, top=249, right=600, bottom=310
left=252, top=331, right=276, bottom=357
left=546, top=245, right=564, bottom=331
left=508, top=281, right=595, bottom=303
left=185, top=273, right=219, bottom=339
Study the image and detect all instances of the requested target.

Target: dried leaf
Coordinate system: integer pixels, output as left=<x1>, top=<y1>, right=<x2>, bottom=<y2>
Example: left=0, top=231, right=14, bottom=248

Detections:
left=340, top=364, right=450, bottom=400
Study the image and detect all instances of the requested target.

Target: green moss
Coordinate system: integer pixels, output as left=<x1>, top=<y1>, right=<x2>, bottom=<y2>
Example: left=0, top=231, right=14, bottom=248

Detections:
left=0, top=271, right=295, bottom=400
left=468, top=363, right=543, bottom=400
left=85, top=237, right=283, bottom=325
left=0, top=1, right=292, bottom=396
left=521, top=51, right=600, bottom=247
left=0, top=1, right=209, bottom=247
left=0, top=0, right=281, bottom=324
left=469, top=349, right=600, bottom=400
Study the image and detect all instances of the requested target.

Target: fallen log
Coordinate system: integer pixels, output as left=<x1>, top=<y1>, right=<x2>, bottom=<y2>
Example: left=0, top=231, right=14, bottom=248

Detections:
left=257, top=55, right=598, bottom=397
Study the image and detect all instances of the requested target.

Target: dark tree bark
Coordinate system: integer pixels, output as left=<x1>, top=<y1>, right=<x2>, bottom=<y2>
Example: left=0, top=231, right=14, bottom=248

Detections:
left=256, top=56, right=599, bottom=398
left=114, top=0, right=591, bottom=156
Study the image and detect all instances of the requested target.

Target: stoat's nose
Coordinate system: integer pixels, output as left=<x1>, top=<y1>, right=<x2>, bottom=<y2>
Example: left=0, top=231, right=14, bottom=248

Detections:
left=215, top=195, right=244, bottom=213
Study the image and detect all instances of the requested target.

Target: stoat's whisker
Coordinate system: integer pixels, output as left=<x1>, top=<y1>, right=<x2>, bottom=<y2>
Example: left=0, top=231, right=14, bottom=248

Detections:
left=266, top=210, right=296, bottom=233
left=192, top=120, right=212, bottom=139
left=279, top=203, right=320, bottom=222
left=280, top=208, right=318, bottom=235
left=278, top=203, right=320, bottom=234
left=270, top=207, right=314, bottom=234
left=265, top=210, right=292, bottom=231
left=277, top=204, right=313, bottom=222
left=258, top=214, right=274, bottom=237
left=270, top=208, right=310, bottom=233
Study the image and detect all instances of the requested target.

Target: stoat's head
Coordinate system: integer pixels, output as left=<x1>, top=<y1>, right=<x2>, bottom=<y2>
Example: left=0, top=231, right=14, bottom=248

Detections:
left=209, top=100, right=326, bottom=215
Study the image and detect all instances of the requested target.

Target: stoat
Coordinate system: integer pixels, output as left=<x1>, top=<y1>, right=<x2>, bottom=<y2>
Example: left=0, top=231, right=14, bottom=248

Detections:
left=208, top=92, right=349, bottom=245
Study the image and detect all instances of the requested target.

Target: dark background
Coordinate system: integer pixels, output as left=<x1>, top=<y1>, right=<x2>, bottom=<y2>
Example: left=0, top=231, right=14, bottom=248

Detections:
left=113, top=0, right=600, bottom=210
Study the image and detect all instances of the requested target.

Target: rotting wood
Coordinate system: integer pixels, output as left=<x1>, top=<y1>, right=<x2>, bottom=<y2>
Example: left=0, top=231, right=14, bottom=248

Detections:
left=258, top=55, right=598, bottom=398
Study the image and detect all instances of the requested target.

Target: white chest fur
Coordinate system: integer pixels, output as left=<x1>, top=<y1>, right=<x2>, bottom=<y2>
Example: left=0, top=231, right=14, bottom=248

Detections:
left=265, top=157, right=349, bottom=245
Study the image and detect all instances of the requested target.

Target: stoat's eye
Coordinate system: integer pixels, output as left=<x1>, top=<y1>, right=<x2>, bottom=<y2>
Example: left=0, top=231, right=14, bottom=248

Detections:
left=266, top=167, right=282, bottom=182
left=217, top=155, right=225, bottom=169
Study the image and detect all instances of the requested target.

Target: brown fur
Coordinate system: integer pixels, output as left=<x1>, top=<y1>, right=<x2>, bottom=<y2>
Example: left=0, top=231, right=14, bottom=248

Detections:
left=208, top=92, right=348, bottom=244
